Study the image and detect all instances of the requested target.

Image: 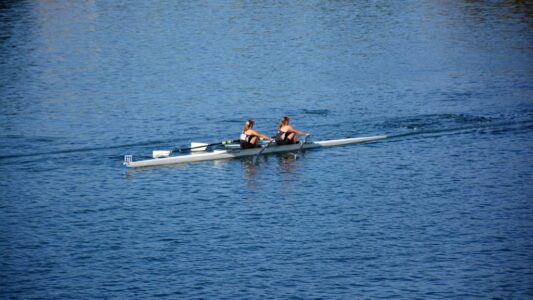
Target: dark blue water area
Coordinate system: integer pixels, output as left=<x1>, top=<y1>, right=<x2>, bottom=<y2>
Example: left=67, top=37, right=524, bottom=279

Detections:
left=1, top=1, right=532, bottom=299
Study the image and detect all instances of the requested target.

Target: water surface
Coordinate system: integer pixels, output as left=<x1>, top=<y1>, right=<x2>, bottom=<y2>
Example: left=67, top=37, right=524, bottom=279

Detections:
left=1, top=1, right=532, bottom=298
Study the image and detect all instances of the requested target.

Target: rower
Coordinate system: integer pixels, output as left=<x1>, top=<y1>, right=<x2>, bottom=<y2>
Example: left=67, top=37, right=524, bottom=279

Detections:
left=276, top=116, right=309, bottom=145
left=240, top=119, right=273, bottom=149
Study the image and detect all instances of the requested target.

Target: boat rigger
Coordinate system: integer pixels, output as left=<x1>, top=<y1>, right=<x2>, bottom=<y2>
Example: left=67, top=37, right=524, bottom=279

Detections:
left=123, top=135, right=386, bottom=168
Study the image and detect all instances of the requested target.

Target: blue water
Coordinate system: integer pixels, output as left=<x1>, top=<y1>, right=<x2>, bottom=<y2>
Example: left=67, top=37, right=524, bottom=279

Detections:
left=1, top=1, right=532, bottom=298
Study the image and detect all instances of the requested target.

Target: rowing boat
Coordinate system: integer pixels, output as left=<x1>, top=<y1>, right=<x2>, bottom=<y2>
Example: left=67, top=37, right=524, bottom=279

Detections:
left=124, top=136, right=386, bottom=168
left=123, top=135, right=386, bottom=168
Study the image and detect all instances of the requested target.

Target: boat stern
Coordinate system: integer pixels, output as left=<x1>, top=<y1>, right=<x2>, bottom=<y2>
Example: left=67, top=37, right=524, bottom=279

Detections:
left=124, top=155, right=133, bottom=167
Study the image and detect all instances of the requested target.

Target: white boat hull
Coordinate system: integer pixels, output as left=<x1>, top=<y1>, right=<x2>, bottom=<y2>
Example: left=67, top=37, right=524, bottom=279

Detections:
left=124, top=135, right=386, bottom=168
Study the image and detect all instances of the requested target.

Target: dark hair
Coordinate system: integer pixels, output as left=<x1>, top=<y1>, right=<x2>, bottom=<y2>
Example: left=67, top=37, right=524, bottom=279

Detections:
left=278, top=116, right=289, bottom=129
left=242, top=119, right=254, bottom=133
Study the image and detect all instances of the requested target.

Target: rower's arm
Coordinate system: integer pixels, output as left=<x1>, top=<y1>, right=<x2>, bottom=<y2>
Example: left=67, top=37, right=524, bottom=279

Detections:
left=287, top=126, right=308, bottom=136
left=249, top=129, right=273, bottom=141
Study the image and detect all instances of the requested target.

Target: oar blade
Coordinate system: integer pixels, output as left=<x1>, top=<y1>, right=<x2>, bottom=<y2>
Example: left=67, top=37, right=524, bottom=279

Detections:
left=190, top=142, right=208, bottom=152
left=152, top=150, right=171, bottom=158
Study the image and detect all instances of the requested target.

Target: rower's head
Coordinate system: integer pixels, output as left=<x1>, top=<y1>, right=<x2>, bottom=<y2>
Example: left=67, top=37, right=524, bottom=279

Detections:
left=278, top=116, right=290, bottom=129
left=243, top=119, right=254, bottom=132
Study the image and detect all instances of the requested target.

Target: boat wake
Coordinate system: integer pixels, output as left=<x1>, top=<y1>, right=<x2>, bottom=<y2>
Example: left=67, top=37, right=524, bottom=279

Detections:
left=0, top=139, right=175, bottom=161
left=378, top=113, right=533, bottom=141
left=1, top=113, right=530, bottom=165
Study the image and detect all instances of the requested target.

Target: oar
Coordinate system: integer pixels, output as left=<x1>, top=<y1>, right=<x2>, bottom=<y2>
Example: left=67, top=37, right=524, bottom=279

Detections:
left=294, top=134, right=310, bottom=158
left=153, top=139, right=238, bottom=158
left=173, top=139, right=236, bottom=153
left=253, top=140, right=274, bottom=164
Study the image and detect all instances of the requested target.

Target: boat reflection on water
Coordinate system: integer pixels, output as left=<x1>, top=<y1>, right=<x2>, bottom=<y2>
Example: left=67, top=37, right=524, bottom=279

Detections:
left=241, top=151, right=302, bottom=179
left=241, top=157, right=258, bottom=178
left=276, top=152, right=299, bottom=173
left=240, top=151, right=303, bottom=194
